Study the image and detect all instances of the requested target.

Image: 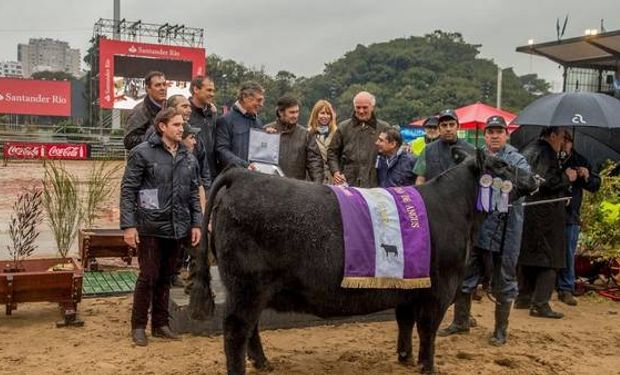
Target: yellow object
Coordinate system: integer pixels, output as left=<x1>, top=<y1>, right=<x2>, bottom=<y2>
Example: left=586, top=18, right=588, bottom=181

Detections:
left=600, top=200, right=620, bottom=224
left=341, top=276, right=431, bottom=289
left=411, top=137, right=426, bottom=156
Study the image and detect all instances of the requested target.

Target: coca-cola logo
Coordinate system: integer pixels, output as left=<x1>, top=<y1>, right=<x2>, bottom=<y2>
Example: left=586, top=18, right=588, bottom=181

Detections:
left=48, top=146, right=81, bottom=158
left=6, top=145, right=42, bottom=158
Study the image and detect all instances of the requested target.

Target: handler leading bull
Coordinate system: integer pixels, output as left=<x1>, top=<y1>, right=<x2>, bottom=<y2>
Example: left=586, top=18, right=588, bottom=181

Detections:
left=439, top=116, right=531, bottom=346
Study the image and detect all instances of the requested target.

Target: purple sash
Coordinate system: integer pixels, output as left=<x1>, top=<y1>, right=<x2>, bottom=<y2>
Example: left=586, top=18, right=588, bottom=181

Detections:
left=330, top=186, right=431, bottom=289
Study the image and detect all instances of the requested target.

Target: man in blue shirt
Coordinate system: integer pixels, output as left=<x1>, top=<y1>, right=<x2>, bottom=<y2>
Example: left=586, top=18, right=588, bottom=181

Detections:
left=375, top=127, right=416, bottom=188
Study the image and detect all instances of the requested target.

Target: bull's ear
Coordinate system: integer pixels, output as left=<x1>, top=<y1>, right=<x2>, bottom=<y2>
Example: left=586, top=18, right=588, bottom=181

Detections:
left=475, top=147, right=486, bottom=171
left=451, top=146, right=470, bottom=165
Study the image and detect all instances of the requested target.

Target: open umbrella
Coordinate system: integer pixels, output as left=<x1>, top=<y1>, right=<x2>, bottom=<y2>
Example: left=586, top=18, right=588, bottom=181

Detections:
left=409, top=102, right=518, bottom=131
left=510, top=92, right=620, bottom=170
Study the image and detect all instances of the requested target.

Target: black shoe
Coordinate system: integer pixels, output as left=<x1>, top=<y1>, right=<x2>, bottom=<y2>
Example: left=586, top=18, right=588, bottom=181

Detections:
left=558, top=291, right=577, bottom=306
left=438, top=322, right=469, bottom=336
left=152, top=326, right=181, bottom=340
left=438, top=292, right=472, bottom=337
left=513, top=299, right=530, bottom=310
left=530, top=304, right=564, bottom=319
left=132, top=328, right=148, bottom=346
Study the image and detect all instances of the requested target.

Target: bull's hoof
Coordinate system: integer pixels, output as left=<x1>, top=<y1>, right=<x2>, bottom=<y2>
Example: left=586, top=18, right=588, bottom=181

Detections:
left=417, top=363, right=437, bottom=374
left=251, top=359, right=274, bottom=372
left=397, top=352, right=414, bottom=366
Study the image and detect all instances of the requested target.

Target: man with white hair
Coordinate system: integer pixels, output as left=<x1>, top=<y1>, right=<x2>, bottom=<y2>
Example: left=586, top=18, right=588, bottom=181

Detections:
left=327, top=91, right=392, bottom=187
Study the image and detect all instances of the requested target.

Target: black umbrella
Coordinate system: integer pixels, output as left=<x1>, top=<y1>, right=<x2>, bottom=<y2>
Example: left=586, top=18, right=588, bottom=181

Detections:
left=510, top=92, right=620, bottom=170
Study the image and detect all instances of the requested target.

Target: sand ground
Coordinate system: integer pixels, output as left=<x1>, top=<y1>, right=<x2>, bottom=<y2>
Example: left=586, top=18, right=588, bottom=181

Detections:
left=1, top=160, right=619, bottom=374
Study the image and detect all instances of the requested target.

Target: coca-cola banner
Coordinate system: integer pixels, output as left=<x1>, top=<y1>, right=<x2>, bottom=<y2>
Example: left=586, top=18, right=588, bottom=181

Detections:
left=99, top=38, right=205, bottom=109
left=3, top=142, right=88, bottom=160
left=0, top=78, right=72, bottom=116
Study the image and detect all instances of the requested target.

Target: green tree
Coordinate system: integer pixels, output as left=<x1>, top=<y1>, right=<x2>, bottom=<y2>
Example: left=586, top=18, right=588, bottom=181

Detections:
left=205, top=30, right=551, bottom=126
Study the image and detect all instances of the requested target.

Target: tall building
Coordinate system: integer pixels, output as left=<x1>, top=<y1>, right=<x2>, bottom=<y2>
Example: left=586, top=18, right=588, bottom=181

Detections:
left=0, top=61, right=23, bottom=77
left=17, top=38, right=80, bottom=78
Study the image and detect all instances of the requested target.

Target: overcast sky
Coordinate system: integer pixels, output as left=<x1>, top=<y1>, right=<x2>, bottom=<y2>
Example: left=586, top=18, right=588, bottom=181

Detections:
left=0, top=0, right=617, bottom=91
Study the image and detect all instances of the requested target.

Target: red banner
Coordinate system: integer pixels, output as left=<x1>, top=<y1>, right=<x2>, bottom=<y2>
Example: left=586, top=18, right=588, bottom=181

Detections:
left=99, top=38, right=205, bottom=109
left=3, top=142, right=88, bottom=160
left=0, top=78, right=71, bottom=116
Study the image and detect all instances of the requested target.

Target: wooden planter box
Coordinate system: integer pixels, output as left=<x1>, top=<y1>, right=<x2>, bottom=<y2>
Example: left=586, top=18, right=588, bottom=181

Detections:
left=0, top=258, right=83, bottom=327
left=79, top=228, right=135, bottom=271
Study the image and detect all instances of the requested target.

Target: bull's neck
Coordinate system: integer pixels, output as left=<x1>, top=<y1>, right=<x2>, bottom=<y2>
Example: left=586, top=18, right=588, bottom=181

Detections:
left=428, top=161, right=483, bottom=223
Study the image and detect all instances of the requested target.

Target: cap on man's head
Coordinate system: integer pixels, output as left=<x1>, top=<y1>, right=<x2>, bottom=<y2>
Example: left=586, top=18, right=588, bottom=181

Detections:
left=485, top=115, right=507, bottom=130
left=422, top=116, right=439, bottom=128
left=438, top=109, right=458, bottom=123
left=182, top=123, right=201, bottom=139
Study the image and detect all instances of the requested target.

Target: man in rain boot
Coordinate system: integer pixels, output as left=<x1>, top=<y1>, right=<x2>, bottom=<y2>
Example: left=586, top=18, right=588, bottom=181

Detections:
left=438, top=116, right=531, bottom=345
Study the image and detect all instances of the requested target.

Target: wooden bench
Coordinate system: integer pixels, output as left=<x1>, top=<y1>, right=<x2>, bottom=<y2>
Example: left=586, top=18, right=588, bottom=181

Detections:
left=79, top=229, right=135, bottom=271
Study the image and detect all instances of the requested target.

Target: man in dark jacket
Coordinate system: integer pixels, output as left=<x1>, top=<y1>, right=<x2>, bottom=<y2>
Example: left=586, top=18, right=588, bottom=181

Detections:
left=120, top=107, right=202, bottom=346
left=188, top=75, right=218, bottom=183
left=164, top=94, right=211, bottom=191
left=557, top=133, right=601, bottom=306
left=264, top=95, right=324, bottom=182
left=123, top=71, right=167, bottom=150
left=517, top=127, right=575, bottom=319
left=327, top=91, right=392, bottom=187
left=439, top=116, right=530, bottom=345
left=375, top=127, right=417, bottom=188
left=413, top=109, right=474, bottom=185
left=215, top=81, right=265, bottom=169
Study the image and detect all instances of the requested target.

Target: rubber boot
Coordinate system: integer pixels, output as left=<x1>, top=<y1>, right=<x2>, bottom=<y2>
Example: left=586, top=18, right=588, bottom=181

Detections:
left=489, top=301, right=512, bottom=346
left=438, top=291, right=471, bottom=336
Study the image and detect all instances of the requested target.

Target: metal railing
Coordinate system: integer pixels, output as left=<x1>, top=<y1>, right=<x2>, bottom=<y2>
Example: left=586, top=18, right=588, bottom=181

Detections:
left=0, top=123, right=127, bottom=159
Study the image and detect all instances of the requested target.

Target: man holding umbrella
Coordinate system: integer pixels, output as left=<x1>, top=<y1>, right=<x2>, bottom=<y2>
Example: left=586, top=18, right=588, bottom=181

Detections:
left=510, top=91, right=620, bottom=316
left=516, top=126, right=574, bottom=319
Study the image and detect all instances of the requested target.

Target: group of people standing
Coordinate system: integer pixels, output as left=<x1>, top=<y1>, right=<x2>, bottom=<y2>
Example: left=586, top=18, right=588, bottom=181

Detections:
left=118, top=70, right=600, bottom=348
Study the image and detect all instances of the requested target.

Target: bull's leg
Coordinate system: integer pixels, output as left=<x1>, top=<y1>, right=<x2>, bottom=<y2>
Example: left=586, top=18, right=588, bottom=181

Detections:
left=416, top=302, right=443, bottom=374
left=223, top=287, right=266, bottom=375
left=395, top=303, right=416, bottom=365
left=247, top=323, right=272, bottom=371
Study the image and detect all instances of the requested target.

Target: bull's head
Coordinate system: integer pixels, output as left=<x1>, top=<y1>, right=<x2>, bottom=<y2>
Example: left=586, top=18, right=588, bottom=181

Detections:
left=452, top=147, right=539, bottom=201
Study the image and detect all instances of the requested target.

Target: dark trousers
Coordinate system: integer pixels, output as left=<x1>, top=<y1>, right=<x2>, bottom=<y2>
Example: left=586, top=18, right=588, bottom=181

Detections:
left=131, top=236, right=182, bottom=330
left=517, top=265, right=556, bottom=308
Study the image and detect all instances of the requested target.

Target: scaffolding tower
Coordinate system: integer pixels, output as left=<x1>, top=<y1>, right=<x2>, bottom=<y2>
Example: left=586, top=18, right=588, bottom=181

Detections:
left=88, top=18, right=204, bottom=128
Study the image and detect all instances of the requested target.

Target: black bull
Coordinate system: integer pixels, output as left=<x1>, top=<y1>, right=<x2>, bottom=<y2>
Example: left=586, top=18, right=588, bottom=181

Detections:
left=189, top=148, right=538, bottom=374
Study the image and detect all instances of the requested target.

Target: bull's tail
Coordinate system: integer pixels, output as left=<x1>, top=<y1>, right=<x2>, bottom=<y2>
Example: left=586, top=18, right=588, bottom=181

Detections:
left=188, top=166, right=243, bottom=320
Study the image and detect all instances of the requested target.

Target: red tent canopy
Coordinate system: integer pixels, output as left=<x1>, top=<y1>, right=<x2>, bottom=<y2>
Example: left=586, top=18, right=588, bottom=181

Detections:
left=409, top=102, right=518, bottom=132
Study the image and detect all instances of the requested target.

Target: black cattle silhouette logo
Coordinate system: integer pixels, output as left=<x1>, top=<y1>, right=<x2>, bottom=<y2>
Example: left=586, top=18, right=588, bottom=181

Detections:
left=381, top=243, right=399, bottom=258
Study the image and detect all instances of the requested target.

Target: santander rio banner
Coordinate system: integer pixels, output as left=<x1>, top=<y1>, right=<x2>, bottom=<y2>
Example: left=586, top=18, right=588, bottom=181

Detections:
left=99, top=38, right=205, bottom=109
left=0, top=78, right=71, bottom=116
left=3, top=142, right=88, bottom=160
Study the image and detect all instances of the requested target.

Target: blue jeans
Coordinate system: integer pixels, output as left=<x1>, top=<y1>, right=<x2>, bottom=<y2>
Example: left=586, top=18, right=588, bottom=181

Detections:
left=557, top=224, right=580, bottom=292
left=462, top=246, right=519, bottom=303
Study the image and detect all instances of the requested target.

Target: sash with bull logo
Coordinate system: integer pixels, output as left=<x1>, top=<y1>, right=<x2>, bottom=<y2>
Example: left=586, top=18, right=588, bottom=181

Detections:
left=329, top=185, right=431, bottom=289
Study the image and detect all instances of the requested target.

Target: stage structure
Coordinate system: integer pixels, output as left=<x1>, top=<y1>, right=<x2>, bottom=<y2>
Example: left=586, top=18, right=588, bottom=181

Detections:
left=89, top=18, right=205, bottom=126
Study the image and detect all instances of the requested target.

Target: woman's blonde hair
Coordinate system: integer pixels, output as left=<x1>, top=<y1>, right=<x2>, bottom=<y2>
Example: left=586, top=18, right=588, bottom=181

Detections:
left=307, top=99, right=337, bottom=134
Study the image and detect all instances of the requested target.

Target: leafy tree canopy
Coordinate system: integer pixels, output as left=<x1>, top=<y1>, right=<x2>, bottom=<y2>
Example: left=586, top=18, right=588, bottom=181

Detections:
left=206, top=30, right=550, bottom=125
